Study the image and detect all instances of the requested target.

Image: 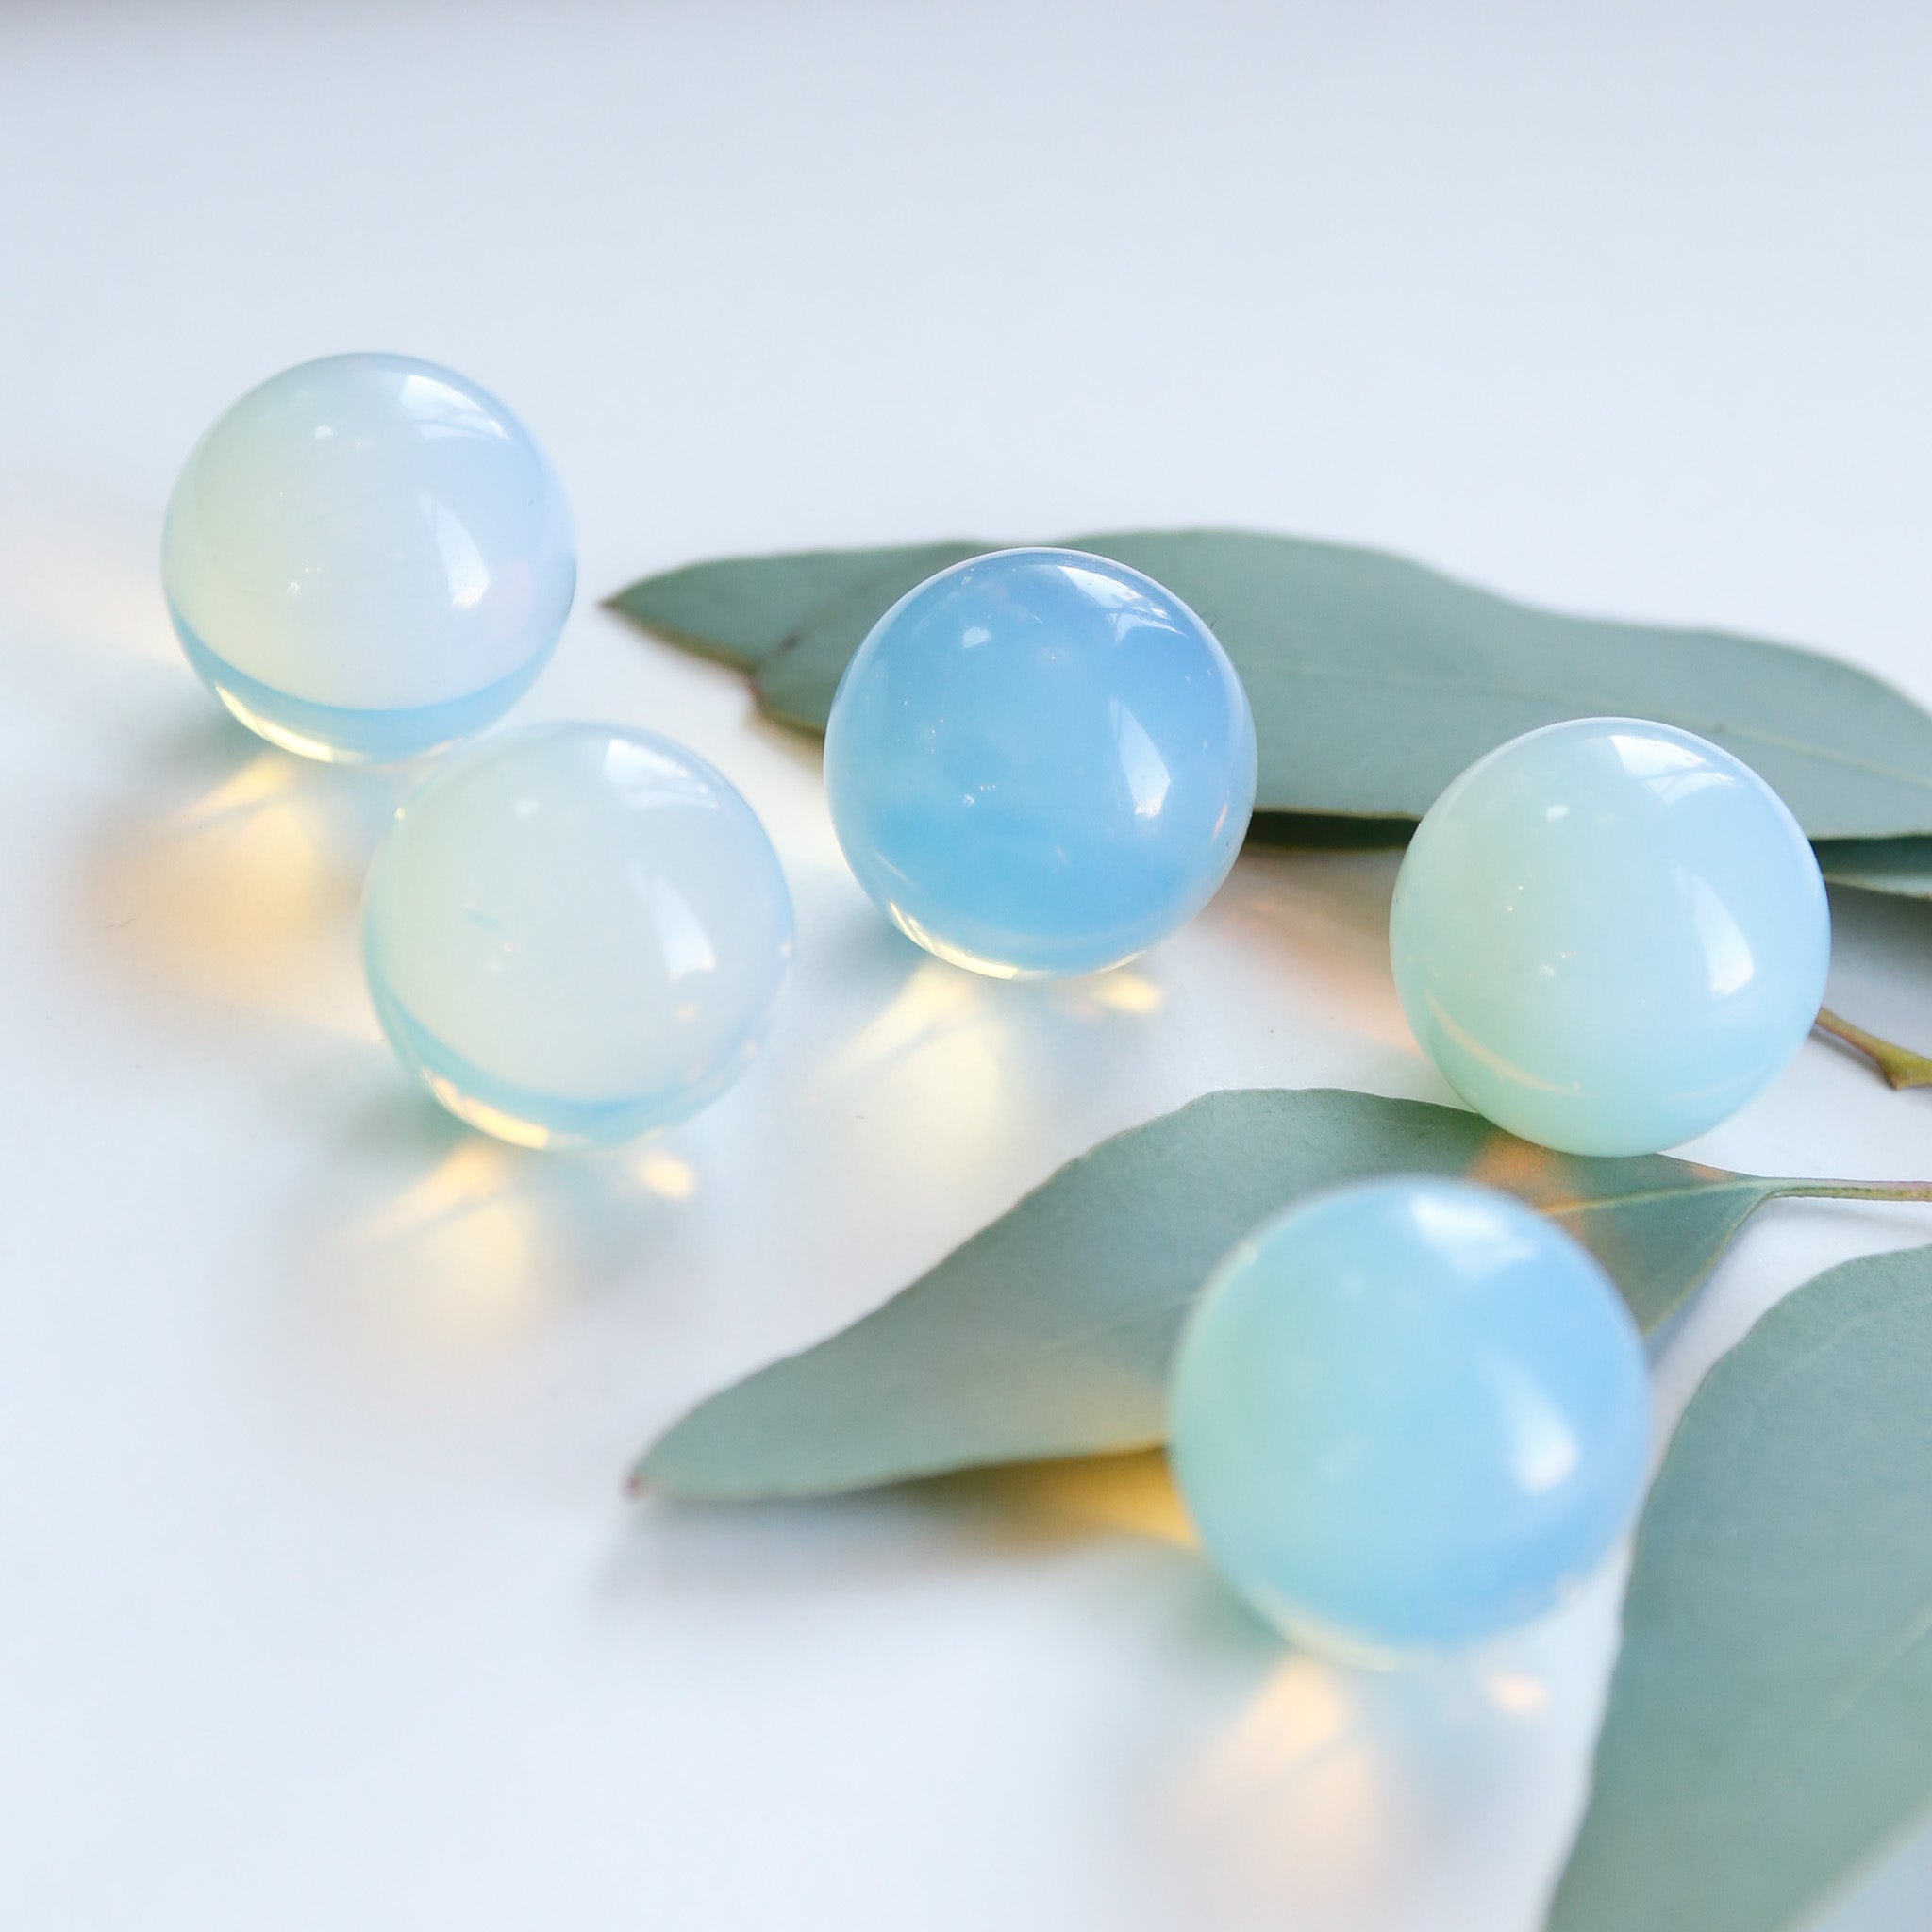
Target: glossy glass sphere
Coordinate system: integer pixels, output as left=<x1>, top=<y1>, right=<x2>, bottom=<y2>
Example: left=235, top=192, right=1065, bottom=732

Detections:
left=1169, top=1178, right=1652, bottom=1657
left=1390, top=718, right=1830, bottom=1157
left=362, top=724, right=792, bottom=1149
left=163, top=352, right=575, bottom=763
left=823, top=548, right=1257, bottom=978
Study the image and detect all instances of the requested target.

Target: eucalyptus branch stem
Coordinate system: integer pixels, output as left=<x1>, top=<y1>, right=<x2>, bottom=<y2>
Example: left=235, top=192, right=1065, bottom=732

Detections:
left=1813, top=1008, right=1932, bottom=1091
left=1777, top=1178, right=1932, bottom=1205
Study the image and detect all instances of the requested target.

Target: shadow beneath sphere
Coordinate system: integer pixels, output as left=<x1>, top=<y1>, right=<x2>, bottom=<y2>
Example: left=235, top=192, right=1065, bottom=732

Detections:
left=75, top=701, right=421, bottom=1037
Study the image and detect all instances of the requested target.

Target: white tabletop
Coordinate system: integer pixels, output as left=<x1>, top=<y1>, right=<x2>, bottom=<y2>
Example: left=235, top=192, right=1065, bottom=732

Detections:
left=6, top=5, right=1932, bottom=1927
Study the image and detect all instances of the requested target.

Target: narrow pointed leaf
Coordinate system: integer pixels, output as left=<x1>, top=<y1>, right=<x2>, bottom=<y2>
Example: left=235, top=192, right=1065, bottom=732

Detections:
left=1817, top=835, right=1932, bottom=902
left=616, top=530, right=1932, bottom=841
left=637, top=1089, right=1807, bottom=1501
left=1244, top=812, right=1416, bottom=851
left=607, top=541, right=984, bottom=673
left=753, top=541, right=986, bottom=728
left=1547, top=1241, right=1932, bottom=1932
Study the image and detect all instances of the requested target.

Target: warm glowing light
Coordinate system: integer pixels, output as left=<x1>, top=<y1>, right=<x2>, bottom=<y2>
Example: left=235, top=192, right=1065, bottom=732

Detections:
left=808, top=958, right=1009, bottom=1174
left=1091, top=972, right=1163, bottom=1013
left=358, top=1140, right=516, bottom=1240
left=884, top=904, right=1029, bottom=979
left=1215, top=1658, right=1356, bottom=1770
left=211, top=684, right=366, bottom=763
left=423, top=1074, right=557, bottom=1148
left=93, top=750, right=377, bottom=1039
left=817, top=961, right=981, bottom=1087
left=336, top=1141, right=552, bottom=1365
left=971, top=1451, right=1197, bottom=1547
left=1463, top=1135, right=1562, bottom=1202
left=169, top=752, right=299, bottom=828
left=637, top=1149, right=698, bottom=1200
left=1485, top=1671, right=1550, bottom=1716
left=1172, top=1656, right=1389, bottom=1909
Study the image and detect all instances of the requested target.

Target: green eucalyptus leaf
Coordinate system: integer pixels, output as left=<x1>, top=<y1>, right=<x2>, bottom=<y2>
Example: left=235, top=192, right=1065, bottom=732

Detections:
left=1244, top=812, right=1416, bottom=851
left=606, top=541, right=983, bottom=673
left=613, top=531, right=1932, bottom=842
left=1547, top=1241, right=1932, bottom=1932
left=1817, top=835, right=1932, bottom=902
left=635, top=1088, right=1842, bottom=1502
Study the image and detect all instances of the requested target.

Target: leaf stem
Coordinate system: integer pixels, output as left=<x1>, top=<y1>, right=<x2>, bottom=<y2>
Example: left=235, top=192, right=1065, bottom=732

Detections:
left=1776, top=1179, right=1932, bottom=1205
left=1814, top=1008, right=1932, bottom=1091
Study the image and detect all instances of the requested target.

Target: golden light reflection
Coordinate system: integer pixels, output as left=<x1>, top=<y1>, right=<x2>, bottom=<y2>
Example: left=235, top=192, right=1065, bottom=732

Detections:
left=1466, top=1129, right=1734, bottom=1283
left=88, top=749, right=394, bottom=1039
left=807, top=928, right=1172, bottom=1192
left=358, top=1137, right=516, bottom=1241
left=169, top=751, right=299, bottom=827
left=1047, top=967, right=1167, bottom=1023
left=1485, top=1670, right=1550, bottom=1717
left=884, top=903, right=1029, bottom=979
left=1465, top=1132, right=1567, bottom=1204
left=940, top=1449, right=1197, bottom=1548
left=1174, top=1654, right=1390, bottom=1905
left=422, top=1074, right=556, bottom=1149
left=355, top=1194, right=544, bottom=1358
left=338, top=1141, right=551, bottom=1363
left=1208, top=1657, right=1355, bottom=1772
left=210, top=684, right=361, bottom=763
left=323, top=1125, right=706, bottom=1377
left=806, top=961, right=1008, bottom=1170
left=1085, top=970, right=1165, bottom=1015
left=830, top=959, right=982, bottom=1078
left=636, top=1148, right=698, bottom=1200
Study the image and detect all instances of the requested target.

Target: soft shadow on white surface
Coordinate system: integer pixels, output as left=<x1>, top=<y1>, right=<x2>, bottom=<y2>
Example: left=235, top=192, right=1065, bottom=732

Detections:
left=79, top=714, right=410, bottom=1037
left=615, top=1453, right=1625, bottom=1932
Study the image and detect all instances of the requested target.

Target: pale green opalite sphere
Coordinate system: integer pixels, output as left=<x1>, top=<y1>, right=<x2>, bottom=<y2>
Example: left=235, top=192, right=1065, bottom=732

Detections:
left=1391, top=718, right=1829, bottom=1157
left=1169, top=1178, right=1651, bottom=1657
left=164, top=353, right=575, bottom=762
left=363, top=724, right=792, bottom=1149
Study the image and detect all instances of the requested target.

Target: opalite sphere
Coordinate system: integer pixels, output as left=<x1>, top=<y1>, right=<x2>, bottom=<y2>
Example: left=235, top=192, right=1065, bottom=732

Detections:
left=1169, top=1178, right=1652, bottom=1657
left=163, top=353, right=575, bottom=762
left=1390, top=717, right=1830, bottom=1158
left=362, top=724, right=792, bottom=1149
left=823, top=548, right=1257, bottom=978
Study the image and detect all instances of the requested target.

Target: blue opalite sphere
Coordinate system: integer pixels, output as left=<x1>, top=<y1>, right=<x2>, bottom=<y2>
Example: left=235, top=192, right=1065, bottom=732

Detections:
left=362, top=724, right=792, bottom=1149
left=1391, top=718, right=1830, bottom=1158
left=1169, top=1178, right=1652, bottom=1657
left=163, top=353, right=575, bottom=762
left=823, top=548, right=1257, bottom=977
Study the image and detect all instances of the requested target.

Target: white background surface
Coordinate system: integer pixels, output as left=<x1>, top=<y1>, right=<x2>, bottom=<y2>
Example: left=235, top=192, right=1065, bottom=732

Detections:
left=5, top=4, right=1932, bottom=1926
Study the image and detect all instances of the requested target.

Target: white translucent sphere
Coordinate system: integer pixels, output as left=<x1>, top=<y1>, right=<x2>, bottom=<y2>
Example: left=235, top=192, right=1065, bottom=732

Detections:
left=163, top=352, right=575, bottom=762
left=1391, top=718, right=1830, bottom=1156
left=363, top=724, right=794, bottom=1149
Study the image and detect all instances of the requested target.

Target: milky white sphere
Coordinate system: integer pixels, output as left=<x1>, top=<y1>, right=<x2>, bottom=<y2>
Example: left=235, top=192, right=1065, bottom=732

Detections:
left=363, top=724, right=792, bottom=1149
left=1390, top=718, right=1829, bottom=1156
left=163, top=353, right=575, bottom=762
